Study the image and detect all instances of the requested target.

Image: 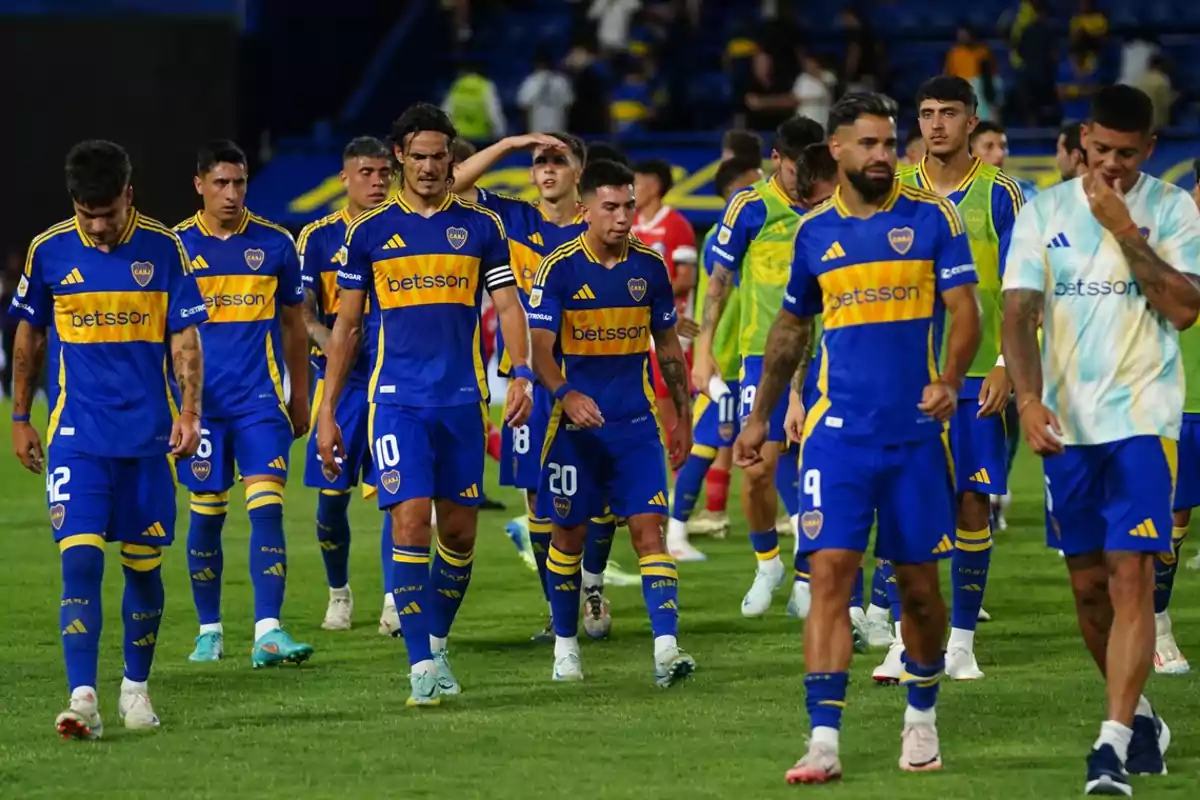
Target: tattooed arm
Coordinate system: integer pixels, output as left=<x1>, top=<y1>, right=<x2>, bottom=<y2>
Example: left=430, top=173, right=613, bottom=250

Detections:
left=651, top=325, right=692, bottom=418
left=1115, top=232, right=1200, bottom=330
left=1001, top=288, right=1045, bottom=405
left=11, top=321, right=47, bottom=472
left=790, top=325, right=815, bottom=396
left=749, top=308, right=814, bottom=429
left=170, top=325, right=204, bottom=417
left=302, top=288, right=331, bottom=352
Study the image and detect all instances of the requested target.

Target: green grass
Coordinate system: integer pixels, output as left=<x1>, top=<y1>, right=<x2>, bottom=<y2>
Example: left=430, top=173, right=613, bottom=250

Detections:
left=2, top=403, right=1200, bottom=799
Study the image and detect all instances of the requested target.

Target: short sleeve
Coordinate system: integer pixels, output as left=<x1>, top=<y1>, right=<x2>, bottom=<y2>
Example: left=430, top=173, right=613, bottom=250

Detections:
left=528, top=256, right=565, bottom=333
left=706, top=190, right=762, bottom=273
left=337, top=222, right=372, bottom=292
left=1156, top=189, right=1200, bottom=278
left=932, top=201, right=978, bottom=293
left=781, top=225, right=822, bottom=318
left=1001, top=198, right=1046, bottom=293
left=669, top=216, right=698, bottom=265
left=992, top=174, right=1025, bottom=276
left=166, top=233, right=209, bottom=333
left=10, top=239, right=53, bottom=327
left=649, top=253, right=678, bottom=332
left=479, top=209, right=517, bottom=293
left=278, top=234, right=305, bottom=307
left=298, top=223, right=320, bottom=293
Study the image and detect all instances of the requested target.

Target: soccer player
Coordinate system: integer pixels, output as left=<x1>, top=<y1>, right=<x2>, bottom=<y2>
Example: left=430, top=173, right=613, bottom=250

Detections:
left=692, top=115, right=828, bottom=618
left=298, top=136, right=393, bottom=632
left=175, top=140, right=313, bottom=667
left=902, top=127, right=926, bottom=166
left=889, top=76, right=1025, bottom=682
left=721, top=129, right=765, bottom=162
left=736, top=91, right=981, bottom=782
left=317, top=103, right=533, bottom=707
left=1056, top=119, right=1088, bottom=181
left=10, top=140, right=207, bottom=738
left=527, top=158, right=695, bottom=686
left=970, top=120, right=1040, bottom=201
left=1002, top=84, right=1199, bottom=795
left=666, top=154, right=763, bottom=560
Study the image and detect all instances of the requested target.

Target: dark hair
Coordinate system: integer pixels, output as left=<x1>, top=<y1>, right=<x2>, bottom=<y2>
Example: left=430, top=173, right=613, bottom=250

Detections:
left=827, top=92, right=898, bottom=136
left=915, top=75, right=977, bottom=113
left=65, top=139, right=132, bottom=206
left=1090, top=84, right=1154, bottom=135
left=391, top=102, right=458, bottom=151
left=584, top=141, right=631, bottom=168
left=633, top=158, right=674, bottom=196
left=197, top=139, right=247, bottom=176
left=798, top=142, right=837, bottom=196
left=722, top=130, right=764, bottom=161
left=971, top=120, right=1006, bottom=141
left=450, top=137, right=477, bottom=163
left=773, top=116, right=825, bottom=161
left=1192, top=158, right=1199, bottom=184
left=714, top=154, right=762, bottom=199
left=546, top=131, right=587, bottom=164
left=580, top=159, right=635, bottom=196
left=343, top=136, right=391, bottom=162
left=904, top=127, right=923, bottom=147
left=1059, top=120, right=1084, bottom=153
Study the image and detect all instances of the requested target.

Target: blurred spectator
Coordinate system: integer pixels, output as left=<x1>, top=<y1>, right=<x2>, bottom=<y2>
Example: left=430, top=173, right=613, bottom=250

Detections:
left=839, top=9, right=887, bottom=94
left=792, top=53, right=835, bottom=129
left=1056, top=119, right=1087, bottom=180
left=1135, top=55, right=1175, bottom=130
left=974, top=57, right=1006, bottom=122
left=902, top=127, right=926, bottom=165
left=1118, top=30, right=1159, bottom=86
left=1011, top=0, right=1059, bottom=126
left=721, top=130, right=765, bottom=161
left=611, top=54, right=665, bottom=136
left=1069, top=0, right=1108, bottom=49
left=564, top=39, right=613, bottom=134
left=1057, top=36, right=1101, bottom=124
left=590, top=0, right=642, bottom=53
left=517, top=48, right=575, bottom=133
left=945, top=26, right=991, bottom=81
left=442, top=60, right=507, bottom=141
left=0, top=249, right=20, bottom=398
left=446, top=0, right=471, bottom=43
left=740, top=50, right=797, bottom=132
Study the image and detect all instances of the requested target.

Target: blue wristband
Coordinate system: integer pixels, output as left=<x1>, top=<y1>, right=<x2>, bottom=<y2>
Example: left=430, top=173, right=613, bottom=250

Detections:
left=553, top=383, right=572, bottom=401
left=512, top=365, right=535, bottom=383
left=11, top=413, right=30, bottom=423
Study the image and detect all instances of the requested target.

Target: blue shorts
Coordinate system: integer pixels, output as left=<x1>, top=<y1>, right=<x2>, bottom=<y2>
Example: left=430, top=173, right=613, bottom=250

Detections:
left=739, top=356, right=788, bottom=443
left=46, top=446, right=178, bottom=546
left=1044, top=436, right=1177, bottom=556
left=304, top=380, right=373, bottom=491
left=537, top=412, right=668, bottom=528
left=500, top=384, right=551, bottom=491
left=178, top=407, right=294, bottom=493
left=1173, top=417, right=1200, bottom=511
left=949, top=400, right=1009, bottom=495
left=796, top=430, right=956, bottom=563
left=368, top=402, right=488, bottom=509
left=693, top=379, right=740, bottom=449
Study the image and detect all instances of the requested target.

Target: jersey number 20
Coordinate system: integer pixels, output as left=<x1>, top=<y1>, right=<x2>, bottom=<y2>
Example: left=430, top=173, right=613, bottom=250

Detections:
left=547, top=463, right=577, bottom=496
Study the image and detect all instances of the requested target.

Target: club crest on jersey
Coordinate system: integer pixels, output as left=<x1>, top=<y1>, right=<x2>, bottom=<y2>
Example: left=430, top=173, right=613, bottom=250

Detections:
left=446, top=227, right=468, bottom=250
left=888, top=227, right=915, bottom=256
left=380, top=469, right=401, bottom=494
left=244, top=248, right=266, bottom=271
left=49, top=503, right=66, bottom=531
left=717, top=225, right=731, bottom=245
left=129, top=261, right=154, bottom=287
left=800, top=510, right=823, bottom=540
left=334, top=246, right=348, bottom=266
left=553, top=495, right=571, bottom=518
left=16, top=275, right=28, bottom=298
left=627, top=277, right=648, bottom=302
left=529, top=287, right=543, bottom=308
left=190, top=459, right=212, bottom=482
left=963, top=209, right=985, bottom=234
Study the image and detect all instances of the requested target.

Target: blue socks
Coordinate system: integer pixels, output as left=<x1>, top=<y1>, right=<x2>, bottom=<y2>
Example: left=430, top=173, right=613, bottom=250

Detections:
left=805, top=671, right=849, bottom=733
left=849, top=567, right=864, bottom=609
left=120, top=545, right=165, bottom=682
left=246, top=480, right=287, bottom=625
left=750, top=528, right=780, bottom=562
left=392, top=545, right=433, bottom=666
left=638, top=553, right=679, bottom=638
left=1154, top=525, right=1189, bottom=613
left=871, top=563, right=889, bottom=608
left=670, top=451, right=713, bottom=522
left=381, top=512, right=394, bottom=598
left=60, top=538, right=105, bottom=691
left=776, top=446, right=800, bottom=518
left=584, top=515, right=616, bottom=581
left=429, top=540, right=474, bottom=638
left=187, top=492, right=227, bottom=625
left=877, top=561, right=902, bottom=621
left=950, top=526, right=992, bottom=631
left=316, top=489, right=352, bottom=589
left=902, top=653, right=944, bottom=713
left=529, top=514, right=553, bottom=603
left=547, top=544, right=583, bottom=638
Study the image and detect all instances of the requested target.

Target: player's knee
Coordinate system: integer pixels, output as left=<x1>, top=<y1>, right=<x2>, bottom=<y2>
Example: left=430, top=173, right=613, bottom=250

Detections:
left=550, top=523, right=586, bottom=552
left=893, top=564, right=942, bottom=617
left=808, top=550, right=861, bottom=602
left=392, top=500, right=433, bottom=545
left=956, top=490, right=991, bottom=529
left=626, top=516, right=665, bottom=556
left=1107, top=553, right=1155, bottom=604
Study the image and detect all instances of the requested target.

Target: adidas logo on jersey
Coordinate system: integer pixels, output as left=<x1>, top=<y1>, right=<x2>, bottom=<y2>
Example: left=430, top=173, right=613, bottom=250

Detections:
left=529, top=232, right=544, bottom=246
left=1047, top=233, right=1071, bottom=249
left=573, top=284, right=597, bottom=300
left=263, top=562, right=286, bottom=577
left=60, top=268, right=85, bottom=285
left=382, top=234, right=407, bottom=250
left=268, top=457, right=287, bottom=471
left=821, top=242, right=846, bottom=262
left=1130, top=519, right=1160, bottom=539
left=190, top=255, right=210, bottom=271
left=649, top=491, right=668, bottom=507
left=141, top=522, right=167, bottom=538
left=969, top=468, right=992, bottom=485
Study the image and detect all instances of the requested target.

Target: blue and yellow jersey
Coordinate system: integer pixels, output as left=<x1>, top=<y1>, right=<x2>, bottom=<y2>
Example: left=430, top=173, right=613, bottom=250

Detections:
left=10, top=211, right=208, bottom=457
left=476, top=187, right=586, bottom=374
left=298, top=208, right=372, bottom=387
left=175, top=209, right=304, bottom=419
left=339, top=193, right=514, bottom=407
left=706, top=175, right=802, bottom=278
left=528, top=234, right=677, bottom=422
left=783, top=183, right=977, bottom=444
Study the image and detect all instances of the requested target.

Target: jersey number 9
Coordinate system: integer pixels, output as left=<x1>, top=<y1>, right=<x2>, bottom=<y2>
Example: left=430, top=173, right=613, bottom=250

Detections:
left=803, top=468, right=821, bottom=509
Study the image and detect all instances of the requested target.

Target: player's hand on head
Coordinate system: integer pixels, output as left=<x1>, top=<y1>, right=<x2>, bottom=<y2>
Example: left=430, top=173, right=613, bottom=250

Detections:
left=1017, top=395, right=1065, bottom=456
left=918, top=379, right=958, bottom=422
left=316, top=416, right=345, bottom=480
left=976, top=365, right=1011, bottom=418
left=784, top=391, right=807, bottom=445
left=11, top=421, right=44, bottom=474
left=169, top=411, right=202, bottom=458
left=563, top=390, right=604, bottom=428
left=733, top=419, right=767, bottom=468
left=676, top=316, right=701, bottom=339
left=516, top=133, right=568, bottom=152
left=1082, top=168, right=1134, bottom=233
left=288, top=395, right=311, bottom=440
left=505, top=378, right=534, bottom=427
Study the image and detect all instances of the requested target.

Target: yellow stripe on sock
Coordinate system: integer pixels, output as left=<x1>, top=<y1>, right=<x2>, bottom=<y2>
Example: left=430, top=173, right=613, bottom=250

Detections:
left=690, top=444, right=718, bottom=459
left=320, top=489, right=352, bottom=497
left=955, top=527, right=992, bottom=552
left=392, top=548, right=430, bottom=564
left=637, top=553, right=677, bottom=567
left=190, top=491, right=230, bottom=515
left=527, top=516, right=552, bottom=534
left=547, top=545, right=582, bottom=575
left=755, top=547, right=780, bottom=561
left=591, top=513, right=615, bottom=524
left=120, top=544, right=163, bottom=571
left=245, top=480, right=285, bottom=510
left=816, top=700, right=846, bottom=708
left=436, top=541, right=474, bottom=567
left=59, top=533, right=106, bottom=552
left=640, top=566, right=679, bottom=579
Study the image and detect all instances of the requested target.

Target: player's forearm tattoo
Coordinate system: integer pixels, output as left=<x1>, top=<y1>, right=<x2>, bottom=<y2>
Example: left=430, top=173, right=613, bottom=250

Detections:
left=756, top=311, right=812, bottom=425
left=171, top=326, right=204, bottom=415
left=1116, top=233, right=1200, bottom=329
left=302, top=288, right=331, bottom=352
left=699, top=264, right=734, bottom=336
left=1002, top=289, right=1044, bottom=401
left=653, top=329, right=691, bottom=416
left=12, top=322, right=46, bottom=417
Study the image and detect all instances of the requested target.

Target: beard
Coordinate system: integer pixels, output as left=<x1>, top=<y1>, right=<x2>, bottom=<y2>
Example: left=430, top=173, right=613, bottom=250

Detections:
left=846, top=169, right=894, bottom=203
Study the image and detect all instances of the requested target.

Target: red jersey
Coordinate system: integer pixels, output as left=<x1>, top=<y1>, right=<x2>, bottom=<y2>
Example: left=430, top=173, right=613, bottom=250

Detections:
left=632, top=204, right=697, bottom=285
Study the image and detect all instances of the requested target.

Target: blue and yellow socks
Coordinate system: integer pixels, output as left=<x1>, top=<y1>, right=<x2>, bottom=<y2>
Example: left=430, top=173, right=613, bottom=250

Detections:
left=246, top=479, right=287, bottom=634
left=749, top=528, right=780, bottom=562
left=1154, top=525, right=1189, bottom=614
left=869, top=563, right=889, bottom=612
left=187, top=491, right=227, bottom=628
left=529, top=515, right=553, bottom=606
left=60, top=536, right=105, bottom=692
left=316, top=489, right=352, bottom=590
left=805, top=671, right=849, bottom=750
left=949, top=526, right=992, bottom=648
left=670, top=449, right=714, bottom=525
left=547, top=544, right=583, bottom=639
left=429, top=540, right=474, bottom=641
left=901, top=653, right=944, bottom=724
left=121, top=545, right=164, bottom=682
left=392, top=545, right=433, bottom=670
left=849, top=567, right=864, bottom=610
left=382, top=513, right=395, bottom=608
left=639, top=553, right=679, bottom=657
left=583, top=515, right=616, bottom=590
